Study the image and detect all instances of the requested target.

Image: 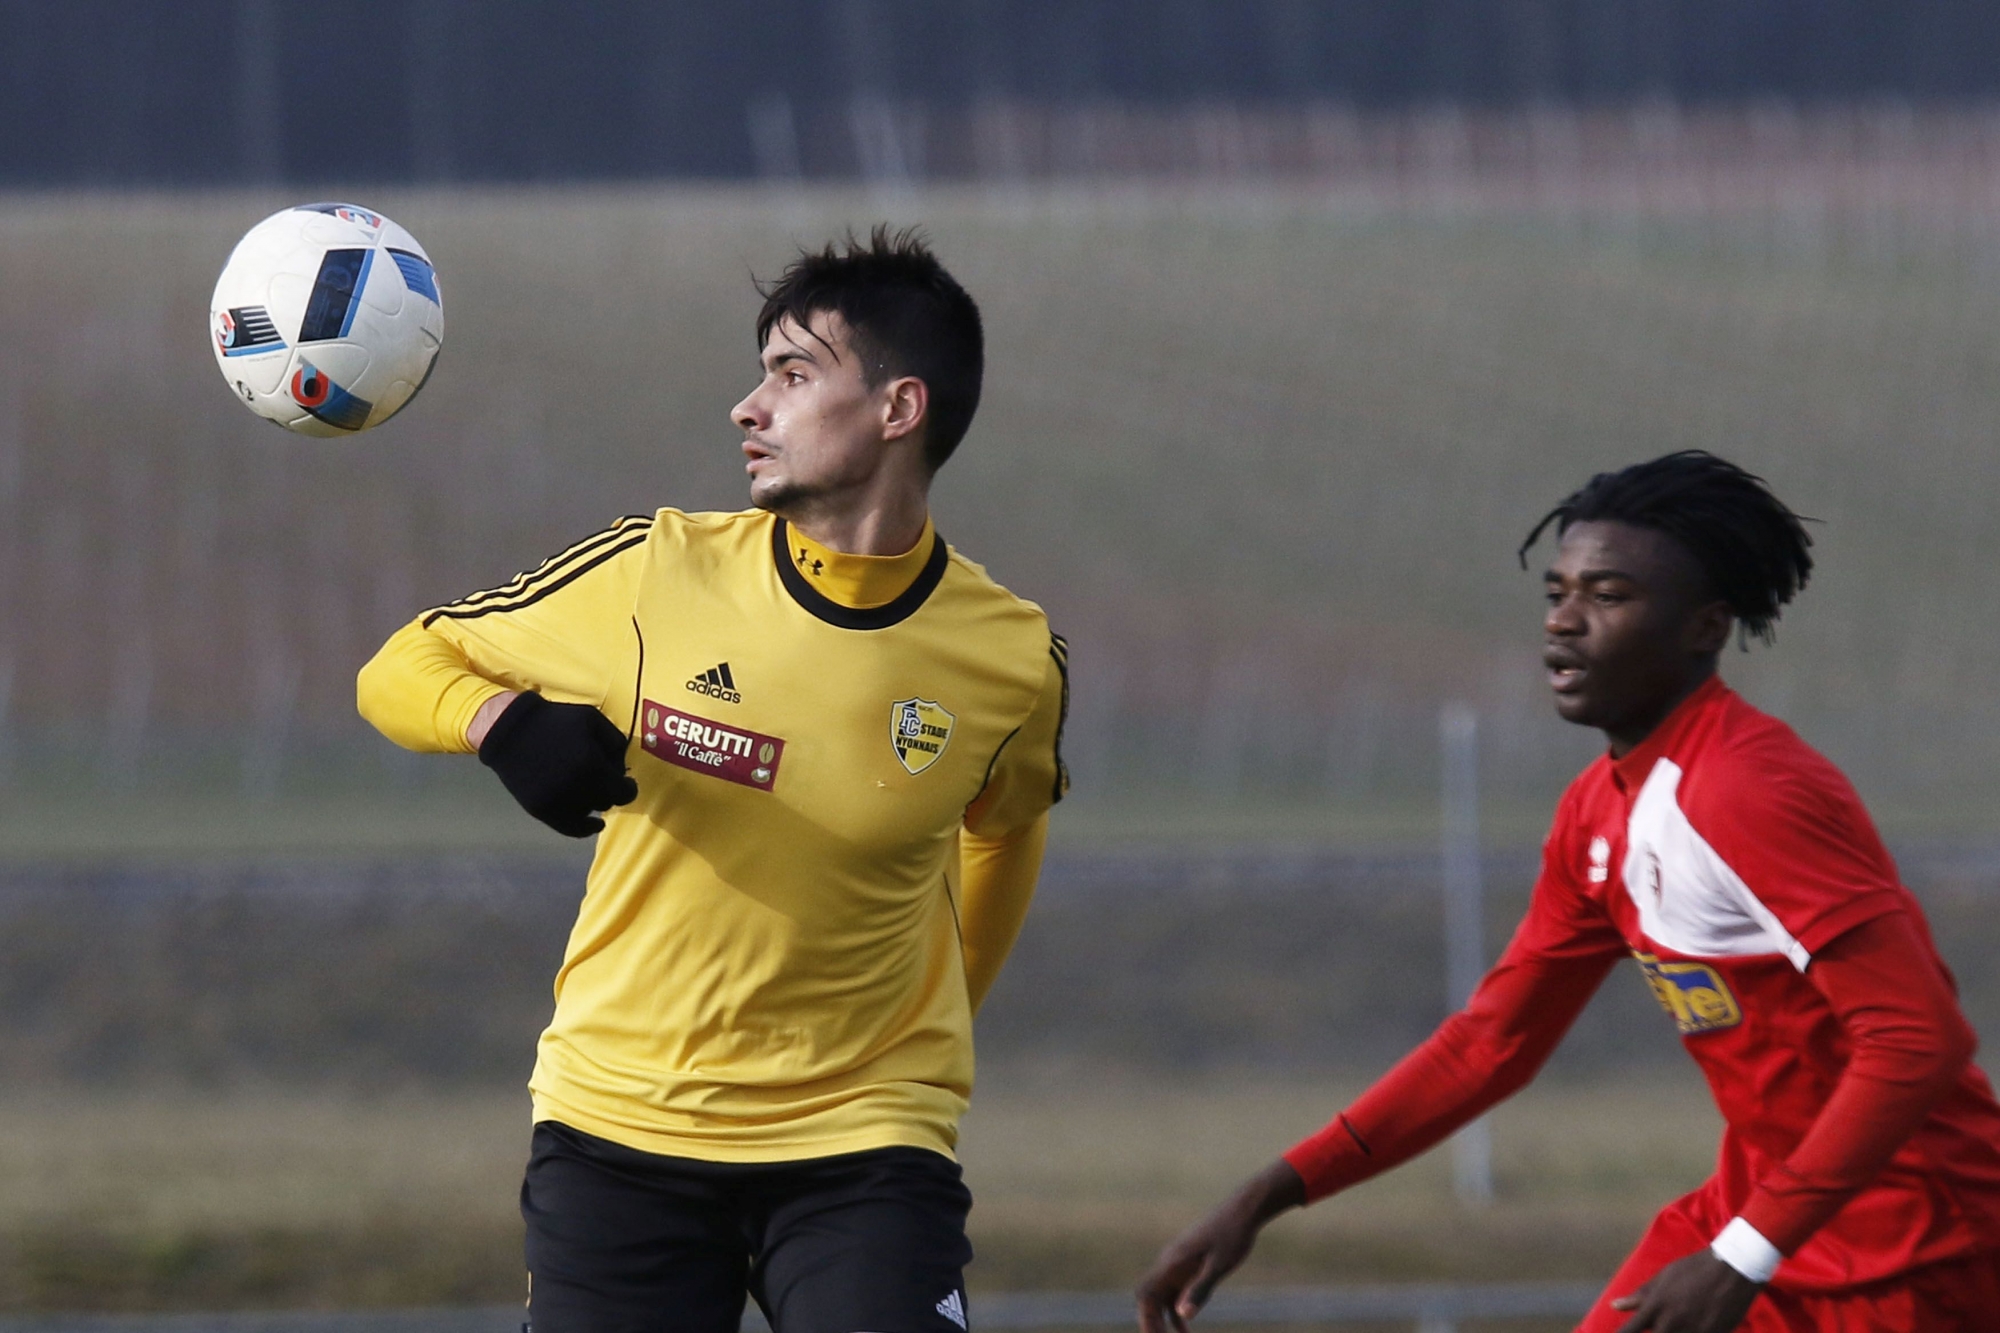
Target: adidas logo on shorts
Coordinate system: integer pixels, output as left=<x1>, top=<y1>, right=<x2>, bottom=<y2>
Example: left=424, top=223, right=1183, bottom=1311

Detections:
left=686, top=661, right=741, bottom=704
left=935, top=1289, right=967, bottom=1329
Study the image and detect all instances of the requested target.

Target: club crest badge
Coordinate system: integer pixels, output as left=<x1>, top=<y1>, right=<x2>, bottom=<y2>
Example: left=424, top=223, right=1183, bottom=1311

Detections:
left=891, top=698, right=955, bottom=775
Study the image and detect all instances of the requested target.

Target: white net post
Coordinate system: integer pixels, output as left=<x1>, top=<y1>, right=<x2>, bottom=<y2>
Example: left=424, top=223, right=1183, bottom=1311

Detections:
left=1440, top=703, right=1493, bottom=1207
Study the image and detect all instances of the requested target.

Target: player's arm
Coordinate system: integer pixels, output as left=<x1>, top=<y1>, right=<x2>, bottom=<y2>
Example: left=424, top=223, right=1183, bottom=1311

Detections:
left=1136, top=944, right=1619, bottom=1332
left=356, top=618, right=512, bottom=754
left=1137, top=829, right=1624, bottom=1333
left=1611, top=910, right=1976, bottom=1331
left=1745, top=912, right=1976, bottom=1248
left=356, top=516, right=652, bottom=835
left=958, top=813, right=1048, bottom=1012
left=957, top=632, right=1068, bottom=1012
left=1609, top=764, right=1964, bottom=1332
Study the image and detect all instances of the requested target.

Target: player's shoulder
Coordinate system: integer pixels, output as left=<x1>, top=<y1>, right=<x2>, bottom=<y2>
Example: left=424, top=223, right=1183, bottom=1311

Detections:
left=422, top=512, right=655, bottom=625
left=939, top=545, right=1049, bottom=625
left=934, top=543, right=1063, bottom=684
left=1549, top=752, right=1617, bottom=833
left=1682, top=688, right=1862, bottom=821
left=639, top=506, right=760, bottom=539
left=634, top=507, right=781, bottom=559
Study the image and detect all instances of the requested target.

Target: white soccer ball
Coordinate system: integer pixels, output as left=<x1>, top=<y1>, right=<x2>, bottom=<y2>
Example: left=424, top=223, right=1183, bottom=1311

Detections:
left=209, top=202, right=444, bottom=436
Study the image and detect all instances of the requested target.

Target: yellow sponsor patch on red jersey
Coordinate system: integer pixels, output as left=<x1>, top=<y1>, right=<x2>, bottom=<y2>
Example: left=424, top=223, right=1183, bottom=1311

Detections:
left=1635, top=952, right=1743, bottom=1035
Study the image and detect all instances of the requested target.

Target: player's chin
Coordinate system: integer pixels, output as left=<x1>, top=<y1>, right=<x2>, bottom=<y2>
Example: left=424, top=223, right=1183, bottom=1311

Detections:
left=1549, top=690, right=1605, bottom=728
left=748, top=475, right=800, bottom=511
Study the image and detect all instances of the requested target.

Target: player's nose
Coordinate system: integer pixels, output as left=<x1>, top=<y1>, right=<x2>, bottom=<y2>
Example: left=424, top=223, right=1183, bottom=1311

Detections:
left=1544, top=590, right=1584, bottom=636
left=730, top=387, right=767, bottom=432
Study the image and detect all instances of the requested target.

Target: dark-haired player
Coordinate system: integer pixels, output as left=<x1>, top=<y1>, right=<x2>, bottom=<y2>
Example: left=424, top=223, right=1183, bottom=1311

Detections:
left=1138, top=452, right=2000, bottom=1332
left=358, top=228, right=1068, bottom=1333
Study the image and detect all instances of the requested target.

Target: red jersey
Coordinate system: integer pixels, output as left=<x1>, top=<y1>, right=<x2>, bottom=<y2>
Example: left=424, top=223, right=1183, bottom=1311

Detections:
left=1287, top=677, right=2000, bottom=1291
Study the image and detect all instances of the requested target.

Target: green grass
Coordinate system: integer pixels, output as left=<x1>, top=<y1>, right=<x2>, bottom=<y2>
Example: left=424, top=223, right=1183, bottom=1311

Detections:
left=0, top=1072, right=1717, bottom=1312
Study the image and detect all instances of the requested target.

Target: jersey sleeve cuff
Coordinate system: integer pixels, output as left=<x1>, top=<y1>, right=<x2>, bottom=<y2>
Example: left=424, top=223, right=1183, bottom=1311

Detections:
left=1710, top=1217, right=1781, bottom=1284
left=1281, top=1115, right=1374, bottom=1203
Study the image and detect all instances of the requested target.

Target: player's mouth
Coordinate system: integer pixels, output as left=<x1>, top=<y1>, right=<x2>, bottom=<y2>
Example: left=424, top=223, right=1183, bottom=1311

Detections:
left=1544, top=647, right=1588, bottom=693
left=741, top=436, right=777, bottom=474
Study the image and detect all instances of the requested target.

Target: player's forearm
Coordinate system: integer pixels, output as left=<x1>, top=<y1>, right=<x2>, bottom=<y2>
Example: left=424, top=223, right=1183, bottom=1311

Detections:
left=1735, top=912, right=1974, bottom=1257
left=1283, top=1022, right=1541, bottom=1199
left=957, top=813, right=1048, bottom=1012
left=356, top=619, right=512, bottom=753
left=1285, top=949, right=1615, bottom=1202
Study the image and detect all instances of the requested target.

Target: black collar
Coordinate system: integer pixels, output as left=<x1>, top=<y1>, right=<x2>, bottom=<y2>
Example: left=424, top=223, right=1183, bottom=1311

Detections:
left=772, top=518, right=948, bottom=630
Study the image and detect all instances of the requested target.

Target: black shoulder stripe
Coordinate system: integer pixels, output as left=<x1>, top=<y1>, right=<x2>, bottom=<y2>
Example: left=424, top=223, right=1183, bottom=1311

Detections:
left=436, top=514, right=652, bottom=613
left=422, top=531, right=650, bottom=626
left=424, top=516, right=651, bottom=620
left=1048, top=631, right=1071, bottom=805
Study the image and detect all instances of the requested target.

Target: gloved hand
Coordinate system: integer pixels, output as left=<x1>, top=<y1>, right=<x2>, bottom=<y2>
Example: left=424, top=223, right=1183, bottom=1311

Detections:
left=477, top=692, right=638, bottom=837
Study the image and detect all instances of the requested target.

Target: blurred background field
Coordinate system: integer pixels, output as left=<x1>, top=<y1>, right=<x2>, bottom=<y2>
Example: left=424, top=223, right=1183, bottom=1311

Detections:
left=12, top=176, right=2000, bottom=847
left=9, top=167, right=2000, bottom=1316
left=11, top=0, right=2000, bottom=1322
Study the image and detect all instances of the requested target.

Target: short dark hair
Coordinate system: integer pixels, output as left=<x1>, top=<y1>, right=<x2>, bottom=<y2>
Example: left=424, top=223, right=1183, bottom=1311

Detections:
left=1519, top=449, right=1815, bottom=645
left=754, top=225, right=984, bottom=471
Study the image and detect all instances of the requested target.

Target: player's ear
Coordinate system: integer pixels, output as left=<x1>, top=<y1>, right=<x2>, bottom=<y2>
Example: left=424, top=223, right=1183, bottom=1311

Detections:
left=1687, top=599, right=1733, bottom=656
left=881, top=375, right=928, bottom=443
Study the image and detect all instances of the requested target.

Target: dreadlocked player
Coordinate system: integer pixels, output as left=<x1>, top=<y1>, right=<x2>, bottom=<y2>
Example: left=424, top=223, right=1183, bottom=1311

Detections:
left=359, top=229, right=1066, bottom=1333
left=1138, top=452, right=2000, bottom=1333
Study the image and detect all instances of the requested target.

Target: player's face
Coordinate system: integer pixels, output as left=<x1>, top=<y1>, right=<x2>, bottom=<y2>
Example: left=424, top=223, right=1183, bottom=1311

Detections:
left=1542, top=520, right=1731, bottom=754
left=731, top=312, right=894, bottom=513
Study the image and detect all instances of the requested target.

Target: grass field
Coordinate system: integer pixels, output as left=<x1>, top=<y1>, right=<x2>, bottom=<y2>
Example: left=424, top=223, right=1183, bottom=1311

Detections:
left=0, top=1071, right=1719, bottom=1314
left=6, top=180, right=2000, bottom=849
left=3, top=854, right=1995, bottom=1314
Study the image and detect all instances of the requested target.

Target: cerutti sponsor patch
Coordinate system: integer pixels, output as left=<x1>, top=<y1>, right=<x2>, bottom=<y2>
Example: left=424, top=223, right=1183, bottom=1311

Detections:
left=639, top=701, right=784, bottom=790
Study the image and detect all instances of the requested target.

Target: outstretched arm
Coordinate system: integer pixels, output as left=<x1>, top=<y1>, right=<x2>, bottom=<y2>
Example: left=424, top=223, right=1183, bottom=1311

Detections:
left=1136, top=940, right=1620, bottom=1332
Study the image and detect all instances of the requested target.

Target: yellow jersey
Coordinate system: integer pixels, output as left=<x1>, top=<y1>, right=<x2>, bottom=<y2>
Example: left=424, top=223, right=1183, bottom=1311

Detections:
left=357, top=508, right=1067, bottom=1162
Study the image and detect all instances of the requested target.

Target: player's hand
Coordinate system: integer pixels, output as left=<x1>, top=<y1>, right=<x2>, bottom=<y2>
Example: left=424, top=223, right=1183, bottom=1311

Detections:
left=477, top=692, right=638, bottom=838
left=1611, top=1249, right=1762, bottom=1333
left=1135, top=1160, right=1305, bottom=1333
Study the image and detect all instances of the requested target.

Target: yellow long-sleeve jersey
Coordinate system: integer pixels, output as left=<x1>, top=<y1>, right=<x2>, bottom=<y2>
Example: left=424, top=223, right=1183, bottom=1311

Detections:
left=357, top=508, right=1067, bottom=1163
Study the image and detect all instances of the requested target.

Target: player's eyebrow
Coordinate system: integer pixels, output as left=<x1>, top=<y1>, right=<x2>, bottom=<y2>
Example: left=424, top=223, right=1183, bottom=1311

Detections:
left=765, top=346, right=817, bottom=372
left=1546, top=567, right=1639, bottom=584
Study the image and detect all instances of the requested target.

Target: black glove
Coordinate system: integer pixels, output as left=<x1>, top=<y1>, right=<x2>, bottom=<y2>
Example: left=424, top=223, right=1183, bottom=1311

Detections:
left=477, top=692, right=638, bottom=837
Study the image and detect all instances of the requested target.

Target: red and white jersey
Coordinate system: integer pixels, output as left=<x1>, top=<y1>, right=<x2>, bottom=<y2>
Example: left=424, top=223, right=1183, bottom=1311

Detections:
left=1534, top=676, right=2000, bottom=1286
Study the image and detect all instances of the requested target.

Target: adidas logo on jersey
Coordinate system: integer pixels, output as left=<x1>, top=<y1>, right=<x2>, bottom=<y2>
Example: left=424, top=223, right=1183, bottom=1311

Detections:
left=686, top=662, right=741, bottom=704
left=935, top=1290, right=967, bottom=1330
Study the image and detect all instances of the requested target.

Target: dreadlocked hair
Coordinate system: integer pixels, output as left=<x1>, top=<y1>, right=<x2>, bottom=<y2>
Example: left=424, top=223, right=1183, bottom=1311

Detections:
left=1518, top=450, right=1815, bottom=646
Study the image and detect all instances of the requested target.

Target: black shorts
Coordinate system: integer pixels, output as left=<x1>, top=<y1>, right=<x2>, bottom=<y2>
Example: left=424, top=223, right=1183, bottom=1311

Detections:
left=522, top=1120, right=974, bottom=1333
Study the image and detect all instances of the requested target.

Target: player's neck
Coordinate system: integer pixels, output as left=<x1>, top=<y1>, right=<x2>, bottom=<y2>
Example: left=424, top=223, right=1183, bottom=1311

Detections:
left=1603, top=665, right=1720, bottom=758
left=781, top=488, right=930, bottom=558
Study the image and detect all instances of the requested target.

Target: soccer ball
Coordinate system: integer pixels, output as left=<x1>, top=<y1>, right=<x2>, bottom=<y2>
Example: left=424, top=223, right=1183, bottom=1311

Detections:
left=209, top=203, right=444, bottom=436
